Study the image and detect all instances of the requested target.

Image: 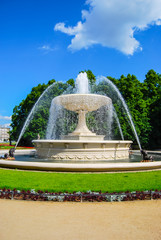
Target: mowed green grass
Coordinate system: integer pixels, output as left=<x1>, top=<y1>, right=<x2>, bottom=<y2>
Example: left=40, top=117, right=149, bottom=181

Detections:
left=0, top=169, right=161, bottom=192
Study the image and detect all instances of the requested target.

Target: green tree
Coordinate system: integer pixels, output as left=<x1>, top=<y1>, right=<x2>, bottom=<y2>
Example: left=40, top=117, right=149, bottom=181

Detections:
left=67, top=78, right=75, bottom=87
left=143, top=69, right=161, bottom=100
left=143, top=69, right=161, bottom=149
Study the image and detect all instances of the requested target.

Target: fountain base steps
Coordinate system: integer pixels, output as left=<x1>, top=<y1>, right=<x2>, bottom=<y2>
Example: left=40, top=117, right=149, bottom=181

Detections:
left=33, top=140, right=132, bottom=161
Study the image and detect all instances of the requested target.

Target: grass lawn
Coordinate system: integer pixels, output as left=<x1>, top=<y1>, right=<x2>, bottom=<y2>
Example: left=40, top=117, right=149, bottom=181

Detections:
left=0, top=168, right=161, bottom=192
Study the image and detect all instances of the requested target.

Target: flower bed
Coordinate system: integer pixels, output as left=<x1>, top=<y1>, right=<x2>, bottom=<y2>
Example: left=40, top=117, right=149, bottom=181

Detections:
left=0, top=188, right=161, bottom=202
left=0, top=144, right=34, bottom=149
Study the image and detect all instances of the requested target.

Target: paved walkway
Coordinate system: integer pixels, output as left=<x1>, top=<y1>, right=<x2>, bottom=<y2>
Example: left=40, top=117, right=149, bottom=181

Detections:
left=0, top=199, right=161, bottom=240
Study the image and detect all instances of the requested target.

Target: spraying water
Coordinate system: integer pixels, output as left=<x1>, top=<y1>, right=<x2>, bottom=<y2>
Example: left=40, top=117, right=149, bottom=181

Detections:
left=100, top=76, right=141, bottom=150
left=16, top=72, right=140, bottom=148
left=113, top=106, right=124, bottom=140
left=46, top=98, right=61, bottom=139
left=75, top=72, right=89, bottom=94
left=46, top=72, right=128, bottom=141
left=106, top=103, right=113, bottom=139
left=15, top=82, right=56, bottom=148
left=46, top=72, right=90, bottom=139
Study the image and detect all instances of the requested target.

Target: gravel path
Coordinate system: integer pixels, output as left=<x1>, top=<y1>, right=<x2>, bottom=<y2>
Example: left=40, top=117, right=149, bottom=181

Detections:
left=0, top=199, right=161, bottom=240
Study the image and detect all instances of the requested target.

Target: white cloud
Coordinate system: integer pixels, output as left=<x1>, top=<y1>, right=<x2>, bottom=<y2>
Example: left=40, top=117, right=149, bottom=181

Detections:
left=54, top=0, right=161, bottom=55
left=38, top=45, right=57, bottom=52
left=156, top=19, right=161, bottom=26
left=0, top=115, right=11, bottom=120
left=55, top=21, right=83, bottom=35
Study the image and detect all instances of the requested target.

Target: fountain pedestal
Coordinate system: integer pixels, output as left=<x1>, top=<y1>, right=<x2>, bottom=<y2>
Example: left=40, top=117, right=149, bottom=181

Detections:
left=62, top=110, right=105, bottom=140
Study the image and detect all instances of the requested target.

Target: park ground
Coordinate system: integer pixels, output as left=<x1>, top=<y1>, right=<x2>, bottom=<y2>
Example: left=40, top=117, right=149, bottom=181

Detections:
left=0, top=199, right=161, bottom=240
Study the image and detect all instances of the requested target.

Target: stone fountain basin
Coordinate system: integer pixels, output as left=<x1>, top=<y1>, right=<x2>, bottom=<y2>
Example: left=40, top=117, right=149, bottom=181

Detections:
left=33, top=139, right=133, bottom=161
left=54, top=94, right=112, bottom=112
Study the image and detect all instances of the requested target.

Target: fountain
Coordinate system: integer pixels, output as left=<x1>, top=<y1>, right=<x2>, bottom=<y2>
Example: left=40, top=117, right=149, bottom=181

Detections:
left=33, top=73, right=132, bottom=161
left=1, top=72, right=161, bottom=172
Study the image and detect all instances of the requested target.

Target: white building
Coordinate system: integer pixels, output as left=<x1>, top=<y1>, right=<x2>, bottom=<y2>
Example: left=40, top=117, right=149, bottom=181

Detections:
left=0, top=126, right=10, bottom=141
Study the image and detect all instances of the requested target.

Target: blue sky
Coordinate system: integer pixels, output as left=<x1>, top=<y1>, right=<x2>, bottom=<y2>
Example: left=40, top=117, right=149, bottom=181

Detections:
left=0, top=0, right=161, bottom=126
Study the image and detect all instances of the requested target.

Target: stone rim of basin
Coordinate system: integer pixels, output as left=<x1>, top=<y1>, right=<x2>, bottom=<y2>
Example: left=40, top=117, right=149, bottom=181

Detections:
left=54, top=93, right=112, bottom=112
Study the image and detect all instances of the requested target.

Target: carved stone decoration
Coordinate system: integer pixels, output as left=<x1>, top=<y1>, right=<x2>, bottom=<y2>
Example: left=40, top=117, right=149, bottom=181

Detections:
left=33, top=139, right=132, bottom=162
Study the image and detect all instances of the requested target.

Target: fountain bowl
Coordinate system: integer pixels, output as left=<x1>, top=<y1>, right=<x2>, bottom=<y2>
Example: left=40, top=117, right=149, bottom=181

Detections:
left=54, top=94, right=112, bottom=112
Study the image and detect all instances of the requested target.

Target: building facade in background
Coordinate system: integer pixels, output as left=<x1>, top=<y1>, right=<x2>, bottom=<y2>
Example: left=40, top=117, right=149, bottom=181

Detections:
left=0, top=126, right=10, bottom=141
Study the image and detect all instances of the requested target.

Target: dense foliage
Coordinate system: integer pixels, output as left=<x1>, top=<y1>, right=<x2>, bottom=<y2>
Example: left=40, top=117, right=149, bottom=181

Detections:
left=10, top=69, right=161, bottom=149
